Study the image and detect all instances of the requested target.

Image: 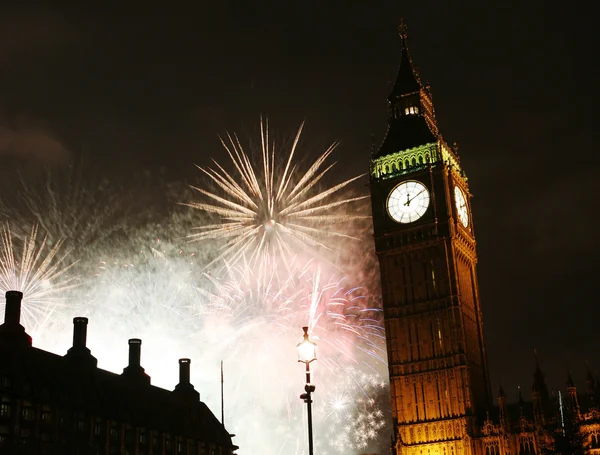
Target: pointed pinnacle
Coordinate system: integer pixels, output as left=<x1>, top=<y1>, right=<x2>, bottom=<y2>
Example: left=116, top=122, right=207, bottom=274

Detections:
left=398, top=18, right=408, bottom=39
left=567, top=371, right=575, bottom=388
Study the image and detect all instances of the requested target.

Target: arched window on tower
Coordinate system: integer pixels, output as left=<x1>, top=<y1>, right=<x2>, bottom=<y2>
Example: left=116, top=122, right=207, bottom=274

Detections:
left=519, top=439, right=535, bottom=455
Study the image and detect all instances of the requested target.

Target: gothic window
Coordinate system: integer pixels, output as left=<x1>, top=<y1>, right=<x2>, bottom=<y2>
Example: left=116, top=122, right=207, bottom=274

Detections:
left=519, top=440, right=535, bottom=455
left=0, top=375, right=11, bottom=389
left=41, top=408, right=52, bottom=425
left=110, top=423, right=118, bottom=441
left=405, top=106, right=419, bottom=115
left=429, top=321, right=436, bottom=356
left=21, top=404, right=34, bottom=422
left=592, top=433, right=600, bottom=448
left=0, top=399, right=10, bottom=419
left=76, top=412, right=85, bottom=432
left=94, top=420, right=101, bottom=437
left=124, top=425, right=133, bottom=443
left=150, top=432, right=157, bottom=448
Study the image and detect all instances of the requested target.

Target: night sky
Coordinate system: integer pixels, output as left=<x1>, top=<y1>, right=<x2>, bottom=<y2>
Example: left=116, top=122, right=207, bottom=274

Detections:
left=0, top=1, right=597, bottom=407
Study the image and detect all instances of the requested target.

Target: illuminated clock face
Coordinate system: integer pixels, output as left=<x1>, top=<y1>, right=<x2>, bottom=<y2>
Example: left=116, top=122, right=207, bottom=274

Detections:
left=387, top=180, right=430, bottom=224
left=454, top=186, right=469, bottom=227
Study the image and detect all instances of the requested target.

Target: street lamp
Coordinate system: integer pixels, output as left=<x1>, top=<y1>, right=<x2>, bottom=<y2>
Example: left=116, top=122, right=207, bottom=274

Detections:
left=297, top=326, right=317, bottom=455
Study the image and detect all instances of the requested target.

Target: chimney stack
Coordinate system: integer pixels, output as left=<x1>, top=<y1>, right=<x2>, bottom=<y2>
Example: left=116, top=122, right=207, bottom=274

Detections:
left=179, top=358, right=191, bottom=385
left=128, top=338, right=142, bottom=367
left=0, top=291, right=32, bottom=348
left=174, top=358, right=199, bottom=401
left=4, top=290, right=23, bottom=325
left=65, top=317, right=97, bottom=367
left=122, top=338, right=150, bottom=385
left=73, top=317, right=88, bottom=348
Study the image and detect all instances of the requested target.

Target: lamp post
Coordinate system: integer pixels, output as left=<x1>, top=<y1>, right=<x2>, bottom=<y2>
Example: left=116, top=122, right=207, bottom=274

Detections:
left=297, top=326, right=317, bottom=455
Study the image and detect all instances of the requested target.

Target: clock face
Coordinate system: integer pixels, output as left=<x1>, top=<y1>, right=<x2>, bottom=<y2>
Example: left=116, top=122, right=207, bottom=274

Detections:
left=387, top=180, right=430, bottom=224
left=454, top=186, right=469, bottom=227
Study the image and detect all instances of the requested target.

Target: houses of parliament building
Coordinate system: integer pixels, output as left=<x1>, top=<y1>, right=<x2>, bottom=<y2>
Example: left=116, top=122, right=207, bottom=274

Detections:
left=0, top=291, right=237, bottom=454
left=369, top=24, right=600, bottom=455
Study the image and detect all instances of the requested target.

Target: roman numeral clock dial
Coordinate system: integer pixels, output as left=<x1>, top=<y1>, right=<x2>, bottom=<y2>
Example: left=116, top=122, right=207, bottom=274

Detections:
left=386, top=180, right=430, bottom=223
left=454, top=186, right=469, bottom=227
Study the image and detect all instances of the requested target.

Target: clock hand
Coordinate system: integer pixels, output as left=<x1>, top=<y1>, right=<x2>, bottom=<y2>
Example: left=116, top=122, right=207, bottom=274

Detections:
left=404, top=189, right=425, bottom=206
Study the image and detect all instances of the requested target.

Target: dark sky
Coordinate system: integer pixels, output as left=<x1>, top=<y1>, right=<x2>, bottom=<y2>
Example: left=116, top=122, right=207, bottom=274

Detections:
left=0, top=1, right=597, bottom=403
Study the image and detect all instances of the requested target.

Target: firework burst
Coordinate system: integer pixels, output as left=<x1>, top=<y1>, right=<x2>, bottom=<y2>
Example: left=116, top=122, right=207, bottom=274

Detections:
left=0, top=224, right=78, bottom=334
left=0, top=158, right=131, bottom=254
left=185, top=119, right=369, bottom=272
left=59, top=237, right=203, bottom=382
left=322, top=367, right=388, bottom=453
left=193, top=257, right=387, bottom=454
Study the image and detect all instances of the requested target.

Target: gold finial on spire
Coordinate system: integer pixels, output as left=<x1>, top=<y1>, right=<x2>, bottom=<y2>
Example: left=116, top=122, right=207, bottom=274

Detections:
left=398, top=18, right=408, bottom=39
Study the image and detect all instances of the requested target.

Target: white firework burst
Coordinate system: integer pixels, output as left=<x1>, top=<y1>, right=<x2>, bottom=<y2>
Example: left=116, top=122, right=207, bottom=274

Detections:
left=185, top=118, right=368, bottom=271
left=0, top=224, right=78, bottom=334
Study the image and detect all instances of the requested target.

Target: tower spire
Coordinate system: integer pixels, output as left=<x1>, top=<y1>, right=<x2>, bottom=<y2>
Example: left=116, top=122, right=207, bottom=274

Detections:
left=374, top=21, right=439, bottom=160
left=389, top=19, right=421, bottom=100
left=532, top=350, right=550, bottom=424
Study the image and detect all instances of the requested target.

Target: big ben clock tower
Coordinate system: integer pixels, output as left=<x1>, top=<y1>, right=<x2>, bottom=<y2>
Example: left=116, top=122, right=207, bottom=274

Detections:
left=370, top=25, right=491, bottom=455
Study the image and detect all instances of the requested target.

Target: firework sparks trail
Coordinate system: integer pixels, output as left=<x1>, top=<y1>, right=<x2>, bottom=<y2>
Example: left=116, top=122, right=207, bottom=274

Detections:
left=184, top=118, right=369, bottom=273
left=0, top=158, right=131, bottom=254
left=322, top=367, right=387, bottom=452
left=193, top=257, right=388, bottom=454
left=53, top=238, right=203, bottom=383
left=0, top=224, right=78, bottom=334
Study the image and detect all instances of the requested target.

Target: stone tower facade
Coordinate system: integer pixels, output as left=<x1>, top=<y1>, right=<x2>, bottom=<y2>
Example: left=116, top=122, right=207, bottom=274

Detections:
left=369, top=25, right=491, bottom=455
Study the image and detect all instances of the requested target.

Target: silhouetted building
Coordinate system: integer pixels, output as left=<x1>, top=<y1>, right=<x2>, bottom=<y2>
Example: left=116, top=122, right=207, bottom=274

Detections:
left=481, top=364, right=600, bottom=455
left=369, top=24, right=599, bottom=455
left=0, top=290, right=238, bottom=455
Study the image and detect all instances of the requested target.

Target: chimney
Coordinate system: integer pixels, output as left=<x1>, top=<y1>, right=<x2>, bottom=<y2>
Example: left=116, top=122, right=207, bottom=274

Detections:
left=122, top=338, right=150, bottom=385
left=173, top=358, right=199, bottom=401
left=128, top=338, right=141, bottom=367
left=65, top=317, right=97, bottom=368
left=73, top=317, right=88, bottom=348
left=0, top=291, right=32, bottom=348
left=4, top=290, right=23, bottom=325
left=179, top=358, right=191, bottom=385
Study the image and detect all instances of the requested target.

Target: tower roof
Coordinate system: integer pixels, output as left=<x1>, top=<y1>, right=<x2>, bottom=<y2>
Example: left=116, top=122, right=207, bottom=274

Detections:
left=532, top=349, right=549, bottom=396
left=567, top=371, right=575, bottom=388
left=388, top=22, right=422, bottom=99
left=373, top=22, right=439, bottom=160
